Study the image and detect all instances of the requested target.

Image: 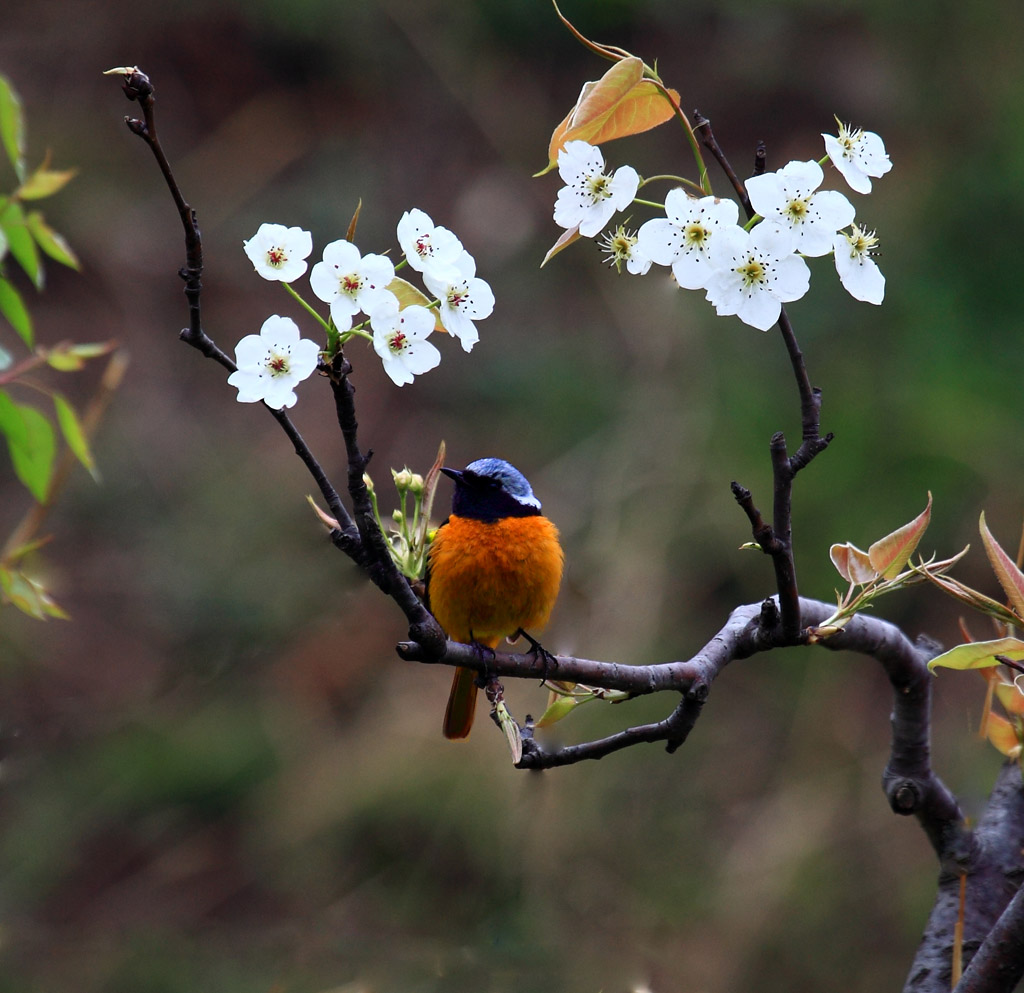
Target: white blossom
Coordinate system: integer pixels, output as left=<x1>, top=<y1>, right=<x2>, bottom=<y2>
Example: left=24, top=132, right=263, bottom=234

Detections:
left=309, top=240, right=396, bottom=331
left=833, top=224, right=885, bottom=304
left=553, top=140, right=639, bottom=238
left=396, top=208, right=464, bottom=277
left=227, top=315, right=320, bottom=409
left=636, top=191, right=740, bottom=289
left=370, top=299, right=441, bottom=386
left=243, top=223, right=313, bottom=282
left=422, top=251, right=494, bottom=351
left=823, top=121, right=892, bottom=195
left=745, top=160, right=856, bottom=257
left=705, top=222, right=811, bottom=331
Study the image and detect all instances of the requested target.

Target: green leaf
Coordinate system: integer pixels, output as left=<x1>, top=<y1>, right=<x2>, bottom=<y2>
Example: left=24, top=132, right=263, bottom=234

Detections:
left=980, top=512, right=1024, bottom=623
left=0, top=277, right=33, bottom=346
left=53, top=392, right=98, bottom=480
left=25, top=211, right=79, bottom=269
left=0, top=75, right=26, bottom=182
left=4, top=534, right=53, bottom=564
left=534, top=694, right=579, bottom=727
left=493, top=700, right=523, bottom=765
left=15, top=165, right=76, bottom=201
left=927, top=637, right=1024, bottom=673
left=2, top=202, right=42, bottom=288
left=45, top=348, right=84, bottom=371
left=0, top=565, right=69, bottom=620
left=67, top=342, right=113, bottom=359
left=0, top=389, right=55, bottom=501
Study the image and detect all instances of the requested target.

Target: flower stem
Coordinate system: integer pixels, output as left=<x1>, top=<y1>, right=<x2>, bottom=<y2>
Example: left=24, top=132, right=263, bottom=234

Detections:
left=282, top=282, right=331, bottom=334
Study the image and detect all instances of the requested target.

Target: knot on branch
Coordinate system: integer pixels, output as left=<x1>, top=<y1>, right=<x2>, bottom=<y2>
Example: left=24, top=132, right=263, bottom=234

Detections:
left=886, top=775, right=924, bottom=815
left=758, top=597, right=780, bottom=634
left=687, top=680, right=709, bottom=703
left=407, top=617, right=447, bottom=660
left=914, top=632, right=945, bottom=659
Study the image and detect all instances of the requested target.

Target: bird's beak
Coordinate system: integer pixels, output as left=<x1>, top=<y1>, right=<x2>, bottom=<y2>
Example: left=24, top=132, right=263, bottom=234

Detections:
left=440, top=467, right=463, bottom=482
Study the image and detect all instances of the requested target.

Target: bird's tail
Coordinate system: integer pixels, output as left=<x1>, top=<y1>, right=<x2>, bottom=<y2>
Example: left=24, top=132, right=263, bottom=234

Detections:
left=443, top=666, right=478, bottom=739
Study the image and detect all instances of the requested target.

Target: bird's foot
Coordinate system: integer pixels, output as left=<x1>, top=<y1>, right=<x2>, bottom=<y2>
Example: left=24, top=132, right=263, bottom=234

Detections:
left=512, top=628, right=558, bottom=679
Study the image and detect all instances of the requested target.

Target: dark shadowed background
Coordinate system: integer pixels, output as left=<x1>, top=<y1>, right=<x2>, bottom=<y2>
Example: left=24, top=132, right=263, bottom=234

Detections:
left=1, top=0, right=1023, bottom=990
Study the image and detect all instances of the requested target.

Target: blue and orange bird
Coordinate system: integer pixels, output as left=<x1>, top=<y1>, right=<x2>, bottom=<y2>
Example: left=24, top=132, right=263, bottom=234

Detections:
left=427, top=458, right=564, bottom=739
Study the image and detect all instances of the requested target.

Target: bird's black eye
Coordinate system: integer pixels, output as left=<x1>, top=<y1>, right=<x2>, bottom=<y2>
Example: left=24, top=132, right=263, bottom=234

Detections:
left=465, top=470, right=499, bottom=490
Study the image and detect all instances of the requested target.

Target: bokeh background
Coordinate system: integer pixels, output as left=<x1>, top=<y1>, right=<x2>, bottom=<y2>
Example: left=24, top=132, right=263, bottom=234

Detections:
left=2, top=0, right=1023, bottom=990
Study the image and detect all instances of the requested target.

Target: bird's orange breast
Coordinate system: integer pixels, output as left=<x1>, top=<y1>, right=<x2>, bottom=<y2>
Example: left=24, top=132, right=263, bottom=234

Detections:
left=427, top=513, right=563, bottom=647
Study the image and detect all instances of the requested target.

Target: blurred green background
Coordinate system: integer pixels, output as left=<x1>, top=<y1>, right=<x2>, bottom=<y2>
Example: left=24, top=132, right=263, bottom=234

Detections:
left=1, top=0, right=1022, bottom=990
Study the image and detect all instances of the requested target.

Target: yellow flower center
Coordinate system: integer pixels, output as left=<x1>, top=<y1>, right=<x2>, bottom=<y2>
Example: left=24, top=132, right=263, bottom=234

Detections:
left=586, top=174, right=611, bottom=202
left=785, top=198, right=809, bottom=222
left=685, top=224, right=709, bottom=246
left=737, top=257, right=766, bottom=286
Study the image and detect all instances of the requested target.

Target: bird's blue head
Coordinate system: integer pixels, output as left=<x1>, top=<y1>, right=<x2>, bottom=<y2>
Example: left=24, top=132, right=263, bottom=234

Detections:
left=441, top=457, right=542, bottom=522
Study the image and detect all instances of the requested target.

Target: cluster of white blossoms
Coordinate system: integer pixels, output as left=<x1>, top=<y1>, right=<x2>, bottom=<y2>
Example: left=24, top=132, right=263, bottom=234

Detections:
left=552, top=121, right=891, bottom=332
left=231, top=211, right=495, bottom=407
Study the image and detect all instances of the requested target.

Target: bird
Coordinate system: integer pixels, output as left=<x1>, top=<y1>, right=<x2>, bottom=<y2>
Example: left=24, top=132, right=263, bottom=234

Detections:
left=427, top=457, right=564, bottom=739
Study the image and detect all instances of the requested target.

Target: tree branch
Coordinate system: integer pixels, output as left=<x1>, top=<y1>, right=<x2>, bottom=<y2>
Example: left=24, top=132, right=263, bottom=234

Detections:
left=693, top=110, right=833, bottom=641
left=403, top=595, right=963, bottom=856
left=115, top=68, right=362, bottom=563
left=907, top=762, right=1024, bottom=993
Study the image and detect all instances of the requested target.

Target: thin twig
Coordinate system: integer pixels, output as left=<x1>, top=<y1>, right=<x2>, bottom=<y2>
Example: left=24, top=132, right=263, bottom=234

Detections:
left=327, top=355, right=445, bottom=653
left=692, top=109, right=750, bottom=215
left=115, top=67, right=359, bottom=544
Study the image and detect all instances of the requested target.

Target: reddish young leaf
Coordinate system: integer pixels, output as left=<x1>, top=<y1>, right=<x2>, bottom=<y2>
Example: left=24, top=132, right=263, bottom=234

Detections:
left=535, top=693, right=579, bottom=728
left=829, top=542, right=877, bottom=585
left=984, top=710, right=1022, bottom=759
left=868, top=492, right=932, bottom=580
left=539, top=57, right=679, bottom=175
left=994, top=678, right=1024, bottom=718
left=345, top=199, right=362, bottom=244
left=980, top=512, right=1024, bottom=622
left=541, top=226, right=582, bottom=267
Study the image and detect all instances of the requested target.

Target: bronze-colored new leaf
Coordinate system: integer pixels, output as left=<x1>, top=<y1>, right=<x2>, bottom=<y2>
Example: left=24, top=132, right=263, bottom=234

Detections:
left=984, top=710, right=1022, bottom=759
left=538, top=57, right=679, bottom=175
left=868, top=492, right=932, bottom=580
left=829, top=542, right=877, bottom=585
left=980, top=512, right=1024, bottom=622
left=540, top=226, right=582, bottom=267
left=386, top=277, right=444, bottom=332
